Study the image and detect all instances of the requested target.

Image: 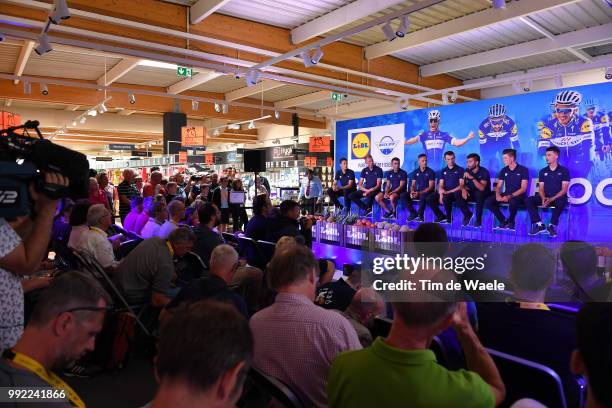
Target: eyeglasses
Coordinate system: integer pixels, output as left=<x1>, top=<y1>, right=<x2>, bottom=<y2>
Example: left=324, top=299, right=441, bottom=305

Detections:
left=555, top=108, right=574, bottom=114
left=429, top=119, right=439, bottom=123
left=490, top=118, right=504, bottom=125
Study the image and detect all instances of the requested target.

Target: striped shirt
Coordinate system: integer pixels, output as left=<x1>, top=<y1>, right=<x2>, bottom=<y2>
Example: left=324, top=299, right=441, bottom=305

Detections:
left=250, top=293, right=362, bottom=407
left=117, top=180, right=139, bottom=216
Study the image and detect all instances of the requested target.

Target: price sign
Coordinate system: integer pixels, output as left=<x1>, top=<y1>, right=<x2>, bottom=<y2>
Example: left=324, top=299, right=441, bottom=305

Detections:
left=326, top=157, right=333, bottom=167
left=304, top=156, right=317, bottom=167
left=181, top=126, right=207, bottom=147
left=309, top=136, right=331, bottom=153
left=178, top=151, right=187, bottom=163
left=205, top=153, right=214, bottom=165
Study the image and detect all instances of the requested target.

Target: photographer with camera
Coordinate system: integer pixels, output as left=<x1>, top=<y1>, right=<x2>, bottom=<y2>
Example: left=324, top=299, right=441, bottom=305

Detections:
left=0, top=171, right=69, bottom=349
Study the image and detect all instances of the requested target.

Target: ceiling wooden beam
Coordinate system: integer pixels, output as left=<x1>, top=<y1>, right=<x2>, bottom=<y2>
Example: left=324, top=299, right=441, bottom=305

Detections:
left=190, top=0, right=231, bottom=25
left=167, top=71, right=224, bottom=95
left=225, top=80, right=285, bottom=102
left=275, top=91, right=331, bottom=110
left=97, top=58, right=142, bottom=86
left=13, top=40, right=35, bottom=85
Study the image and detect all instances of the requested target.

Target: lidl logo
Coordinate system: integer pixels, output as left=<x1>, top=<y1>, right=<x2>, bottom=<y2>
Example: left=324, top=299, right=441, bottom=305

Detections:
left=377, top=135, right=398, bottom=155
left=351, top=131, right=371, bottom=159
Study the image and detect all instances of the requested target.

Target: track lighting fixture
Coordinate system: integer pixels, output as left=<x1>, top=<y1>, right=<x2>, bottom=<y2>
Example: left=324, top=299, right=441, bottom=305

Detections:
left=381, top=21, right=396, bottom=42
left=40, top=83, right=48, bottom=95
left=192, top=100, right=199, bottom=111
left=128, top=92, right=136, bottom=104
left=395, top=16, right=410, bottom=37
left=49, top=0, right=71, bottom=24
left=34, top=33, right=53, bottom=56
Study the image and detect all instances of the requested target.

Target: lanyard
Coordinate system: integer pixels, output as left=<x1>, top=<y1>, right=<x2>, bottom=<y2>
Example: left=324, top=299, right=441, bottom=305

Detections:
left=166, top=240, right=174, bottom=257
left=2, top=349, right=86, bottom=408
left=89, top=227, right=107, bottom=238
left=506, top=299, right=550, bottom=311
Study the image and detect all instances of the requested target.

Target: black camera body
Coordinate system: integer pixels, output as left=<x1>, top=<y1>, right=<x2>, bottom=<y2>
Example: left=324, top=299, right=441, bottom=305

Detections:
left=0, top=120, right=90, bottom=219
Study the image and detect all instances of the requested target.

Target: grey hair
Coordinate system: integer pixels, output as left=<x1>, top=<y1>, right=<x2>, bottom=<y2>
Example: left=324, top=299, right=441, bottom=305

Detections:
left=86, top=204, right=109, bottom=226
left=167, top=200, right=185, bottom=217
left=210, top=244, right=238, bottom=271
left=168, top=227, right=196, bottom=245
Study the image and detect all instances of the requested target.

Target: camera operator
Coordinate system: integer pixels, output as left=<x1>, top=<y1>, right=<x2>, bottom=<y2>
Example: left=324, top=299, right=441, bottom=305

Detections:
left=0, top=172, right=69, bottom=350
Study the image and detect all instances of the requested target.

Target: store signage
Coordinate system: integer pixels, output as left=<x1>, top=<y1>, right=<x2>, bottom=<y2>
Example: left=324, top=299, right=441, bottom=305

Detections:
left=309, top=136, right=331, bottom=153
left=266, top=160, right=297, bottom=169
left=304, top=156, right=317, bottom=167
left=272, top=146, right=295, bottom=159
left=108, top=143, right=135, bottom=151
left=131, top=150, right=152, bottom=157
left=95, top=156, right=113, bottom=161
left=178, top=151, right=187, bottom=163
left=181, top=126, right=207, bottom=147
left=177, top=66, right=192, bottom=77
left=0, top=111, right=21, bottom=131
left=326, top=157, right=333, bottom=167
left=291, top=148, right=309, bottom=155
left=331, top=92, right=344, bottom=102
left=187, top=146, right=206, bottom=155
left=205, top=153, right=214, bottom=165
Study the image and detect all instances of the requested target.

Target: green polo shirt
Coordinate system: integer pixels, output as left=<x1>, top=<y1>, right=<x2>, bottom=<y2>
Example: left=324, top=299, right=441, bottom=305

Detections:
left=328, top=337, right=495, bottom=408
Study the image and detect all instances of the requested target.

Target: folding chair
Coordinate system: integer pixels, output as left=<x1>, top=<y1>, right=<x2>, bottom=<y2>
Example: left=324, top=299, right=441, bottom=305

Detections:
left=238, top=236, right=266, bottom=269
left=115, top=239, right=142, bottom=260
left=257, top=240, right=277, bottom=265
left=247, top=368, right=305, bottom=408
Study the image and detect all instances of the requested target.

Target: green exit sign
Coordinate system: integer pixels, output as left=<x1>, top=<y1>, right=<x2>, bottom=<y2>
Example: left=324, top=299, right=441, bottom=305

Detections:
left=331, top=92, right=344, bottom=101
left=177, top=66, right=193, bottom=77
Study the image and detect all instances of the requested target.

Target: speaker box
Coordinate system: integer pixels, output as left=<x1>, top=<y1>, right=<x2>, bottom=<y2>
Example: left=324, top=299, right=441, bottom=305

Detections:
left=163, top=112, right=187, bottom=154
left=243, top=149, right=266, bottom=172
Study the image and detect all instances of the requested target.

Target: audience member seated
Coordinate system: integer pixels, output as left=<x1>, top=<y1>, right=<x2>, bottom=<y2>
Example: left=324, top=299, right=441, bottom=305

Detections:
left=477, top=243, right=578, bottom=402
left=150, top=300, right=253, bottom=408
left=335, top=288, right=385, bottom=347
left=133, top=197, right=153, bottom=235
left=157, top=200, right=186, bottom=239
left=67, top=200, right=91, bottom=249
left=245, top=195, right=272, bottom=242
left=250, top=245, right=361, bottom=407
left=327, top=301, right=505, bottom=407
left=140, top=202, right=168, bottom=239
left=315, top=263, right=361, bottom=311
left=114, top=227, right=195, bottom=307
left=571, top=303, right=612, bottom=408
left=265, top=200, right=313, bottom=247
left=52, top=198, right=74, bottom=243
left=76, top=204, right=120, bottom=270
left=122, top=196, right=143, bottom=233
left=165, top=244, right=248, bottom=318
left=561, top=241, right=612, bottom=302
left=0, top=271, right=111, bottom=404
left=193, top=203, right=224, bottom=266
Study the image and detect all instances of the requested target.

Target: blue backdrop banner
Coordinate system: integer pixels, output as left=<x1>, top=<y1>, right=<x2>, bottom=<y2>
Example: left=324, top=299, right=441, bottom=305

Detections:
left=335, top=82, right=612, bottom=241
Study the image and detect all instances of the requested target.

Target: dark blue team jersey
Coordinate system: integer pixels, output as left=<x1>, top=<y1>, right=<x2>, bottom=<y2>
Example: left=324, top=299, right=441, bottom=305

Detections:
left=412, top=167, right=435, bottom=191
left=538, top=165, right=570, bottom=197
left=385, top=169, right=408, bottom=192
left=465, top=166, right=491, bottom=192
left=360, top=165, right=384, bottom=189
left=440, top=165, right=464, bottom=190
left=497, top=164, right=529, bottom=196
left=335, top=169, right=355, bottom=187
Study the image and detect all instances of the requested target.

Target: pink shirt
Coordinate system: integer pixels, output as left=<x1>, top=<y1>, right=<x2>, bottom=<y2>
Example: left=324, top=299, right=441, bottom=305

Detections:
left=250, top=293, right=362, bottom=407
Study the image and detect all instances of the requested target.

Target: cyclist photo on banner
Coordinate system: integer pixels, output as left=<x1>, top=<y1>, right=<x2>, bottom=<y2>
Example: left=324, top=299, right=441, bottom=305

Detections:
left=478, top=103, right=520, bottom=175
left=404, top=110, right=475, bottom=170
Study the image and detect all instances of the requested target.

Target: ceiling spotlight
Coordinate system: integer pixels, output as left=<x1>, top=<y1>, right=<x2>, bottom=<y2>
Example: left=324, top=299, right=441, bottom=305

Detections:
left=258, top=141, right=264, bottom=145
left=245, top=70, right=260, bottom=87
left=192, top=100, right=199, bottom=111
left=248, top=120, right=255, bottom=130
left=492, top=0, right=506, bottom=9
left=554, top=75, right=563, bottom=88
left=40, top=83, right=48, bottom=95
left=87, top=108, right=97, bottom=117
left=128, top=92, right=136, bottom=104
left=522, top=80, right=533, bottom=92
left=442, top=91, right=449, bottom=104
left=395, top=15, right=410, bottom=37
left=604, top=67, right=612, bottom=80
left=80, top=116, right=86, bottom=124
left=214, top=102, right=221, bottom=113
left=34, top=33, right=53, bottom=56
left=274, top=110, right=280, bottom=120
left=213, top=128, right=220, bottom=136
left=512, top=81, right=521, bottom=93
left=98, top=103, right=108, bottom=113
left=302, top=51, right=315, bottom=68
left=23, top=80, right=31, bottom=95
left=71, top=120, right=77, bottom=127
left=0, top=34, right=4, bottom=42
left=310, top=47, right=324, bottom=65
left=222, top=103, right=228, bottom=114
left=450, top=90, right=458, bottom=103
left=381, top=21, right=396, bottom=42
left=397, top=97, right=410, bottom=110
left=49, top=0, right=71, bottom=24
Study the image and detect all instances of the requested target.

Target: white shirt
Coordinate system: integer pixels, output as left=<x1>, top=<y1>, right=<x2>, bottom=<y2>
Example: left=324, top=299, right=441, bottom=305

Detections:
left=76, top=227, right=118, bottom=268
left=67, top=225, right=89, bottom=249
left=0, top=218, right=24, bottom=350
left=140, top=219, right=163, bottom=239
left=157, top=220, right=178, bottom=239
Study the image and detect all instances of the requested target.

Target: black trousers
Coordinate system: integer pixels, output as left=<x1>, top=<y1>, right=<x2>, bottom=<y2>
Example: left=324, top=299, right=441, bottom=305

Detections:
left=348, top=190, right=379, bottom=210
left=327, top=187, right=354, bottom=209
left=230, top=204, right=248, bottom=231
left=525, top=195, right=568, bottom=225
left=465, top=190, right=490, bottom=222
left=485, top=194, right=526, bottom=223
left=301, top=197, right=318, bottom=215
left=401, top=191, right=433, bottom=217
left=427, top=191, right=471, bottom=219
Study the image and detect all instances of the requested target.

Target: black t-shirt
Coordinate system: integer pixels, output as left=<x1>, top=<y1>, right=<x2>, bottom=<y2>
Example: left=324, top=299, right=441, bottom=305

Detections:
left=314, top=278, right=356, bottom=311
left=464, top=166, right=491, bottom=192
left=440, top=165, right=465, bottom=190
left=166, top=275, right=248, bottom=317
left=193, top=225, right=224, bottom=266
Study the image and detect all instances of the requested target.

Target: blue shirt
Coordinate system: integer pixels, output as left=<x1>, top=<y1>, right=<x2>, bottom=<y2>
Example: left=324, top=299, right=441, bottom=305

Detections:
left=440, top=165, right=464, bottom=190
left=539, top=115, right=594, bottom=168
left=299, top=176, right=323, bottom=199
left=412, top=167, right=435, bottom=191
left=478, top=116, right=519, bottom=151
left=497, top=164, right=529, bottom=196
left=360, top=165, right=384, bottom=189
left=538, top=165, right=570, bottom=198
left=418, top=130, right=453, bottom=165
left=464, top=166, right=491, bottom=192
left=335, top=169, right=356, bottom=188
left=385, top=169, right=408, bottom=192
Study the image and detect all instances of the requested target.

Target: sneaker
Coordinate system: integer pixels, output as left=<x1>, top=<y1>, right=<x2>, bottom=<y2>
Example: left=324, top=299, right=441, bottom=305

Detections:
left=435, top=215, right=448, bottom=224
left=63, top=363, right=102, bottom=379
left=364, top=208, right=373, bottom=217
left=462, top=212, right=474, bottom=227
left=529, top=223, right=547, bottom=236
left=382, top=211, right=393, bottom=219
left=414, top=215, right=424, bottom=223
left=547, top=224, right=558, bottom=237
left=407, top=213, right=418, bottom=222
left=506, top=222, right=516, bottom=231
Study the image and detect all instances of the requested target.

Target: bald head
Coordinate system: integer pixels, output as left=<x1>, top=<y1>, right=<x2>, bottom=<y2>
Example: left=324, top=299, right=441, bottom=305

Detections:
left=348, top=288, right=385, bottom=326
